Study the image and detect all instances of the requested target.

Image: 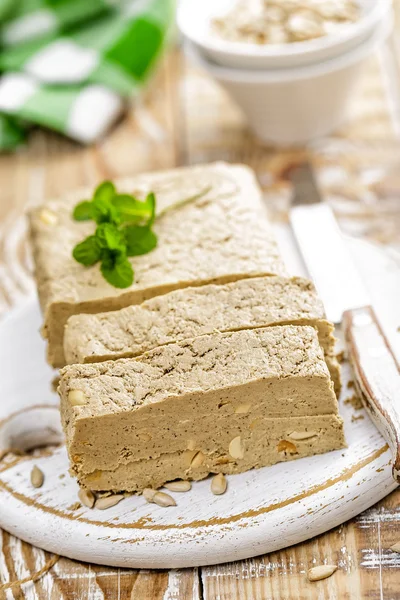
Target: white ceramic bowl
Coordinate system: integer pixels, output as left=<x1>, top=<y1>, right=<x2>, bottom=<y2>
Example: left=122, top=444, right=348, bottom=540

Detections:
left=178, top=0, right=392, bottom=70
left=186, top=11, right=393, bottom=147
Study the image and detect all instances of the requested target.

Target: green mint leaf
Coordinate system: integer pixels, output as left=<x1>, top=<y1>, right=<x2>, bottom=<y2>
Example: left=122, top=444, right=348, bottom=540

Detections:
left=72, top=236, right=101, bottom=266
left=94, top=181, right=115, bottom=203
left=96, top=223, right=126, bottom=251
left=146, top=192, right=156, bottom=226
left=101, top=251, right=134, bottom=289
left=72, top=181, right=160, bottom=288
left=92, top=197, right=121, bottom=225
left=113, top=194, right=152, bottom=225
left=90, top=181, right=121, bottom=224
left=125, top=225, right=158, bottom=256
left=73, top=200, right=93, bottom=221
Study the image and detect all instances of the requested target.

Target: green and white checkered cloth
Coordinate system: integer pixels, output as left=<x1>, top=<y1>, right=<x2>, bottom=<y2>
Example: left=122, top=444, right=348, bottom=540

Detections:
left=0, top=0, right=174, bottom=149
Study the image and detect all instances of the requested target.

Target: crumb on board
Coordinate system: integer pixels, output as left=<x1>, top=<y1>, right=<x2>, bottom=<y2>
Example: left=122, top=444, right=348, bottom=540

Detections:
left=347, top=380, right=354, bottom=389
left=351, top=414, right=365, bottom=422
left=336, top=350, right=346, bottom=364
left=51, top=375, right=60, bottom=393
left=67, top=502, right=82, bottom=511
left=344, top=393, right=363, bottom=410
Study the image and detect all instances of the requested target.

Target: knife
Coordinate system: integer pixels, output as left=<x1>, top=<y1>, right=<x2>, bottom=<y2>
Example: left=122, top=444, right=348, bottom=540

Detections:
left=288, top=161, right=400, bottom=483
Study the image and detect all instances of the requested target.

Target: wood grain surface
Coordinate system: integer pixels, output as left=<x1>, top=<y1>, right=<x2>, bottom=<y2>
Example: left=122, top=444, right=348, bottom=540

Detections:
left=1, top=4, right=400, bottom=597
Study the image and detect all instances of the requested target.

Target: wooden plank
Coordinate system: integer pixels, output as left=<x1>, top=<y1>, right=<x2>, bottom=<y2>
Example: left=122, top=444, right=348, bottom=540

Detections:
left=201, top=491, right=400, bottom=600
left=0, top=541, right=201, bottom=600
left=49, top=561, right=200, bottom=600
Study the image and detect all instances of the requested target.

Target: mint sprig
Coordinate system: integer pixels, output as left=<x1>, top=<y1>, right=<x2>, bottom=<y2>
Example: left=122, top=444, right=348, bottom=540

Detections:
left=72, top=181, right=158, bottom=289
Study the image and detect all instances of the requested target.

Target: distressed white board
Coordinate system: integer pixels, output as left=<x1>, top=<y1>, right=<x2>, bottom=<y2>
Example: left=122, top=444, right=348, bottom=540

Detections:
left=0, top=236, right=398, bottom=569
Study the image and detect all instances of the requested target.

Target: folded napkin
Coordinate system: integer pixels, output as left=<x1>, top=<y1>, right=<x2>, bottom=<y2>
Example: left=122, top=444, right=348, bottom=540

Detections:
left=0, top=0, right=173, bottom=149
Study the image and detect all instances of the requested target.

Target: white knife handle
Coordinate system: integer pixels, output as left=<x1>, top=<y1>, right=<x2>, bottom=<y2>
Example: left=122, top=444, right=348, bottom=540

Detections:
left=343, top=305, right=400, bottom=482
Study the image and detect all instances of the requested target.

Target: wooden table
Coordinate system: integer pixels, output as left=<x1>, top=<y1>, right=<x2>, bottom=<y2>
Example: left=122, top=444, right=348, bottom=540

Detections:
left=1, top=10, right=400, bottom=600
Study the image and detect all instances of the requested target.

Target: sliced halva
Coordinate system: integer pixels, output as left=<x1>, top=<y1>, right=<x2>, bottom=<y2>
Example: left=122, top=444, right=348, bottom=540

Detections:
left=64, top=275, right=341, bottom=393
left=30, top=162, right=286, bottom=367
left=59, top=325, right=345, bottom=493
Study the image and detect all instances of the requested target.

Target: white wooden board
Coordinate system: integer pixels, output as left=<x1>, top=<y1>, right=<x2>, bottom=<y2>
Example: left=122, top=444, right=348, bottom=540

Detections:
left=0, top=234, right=399, bottom=569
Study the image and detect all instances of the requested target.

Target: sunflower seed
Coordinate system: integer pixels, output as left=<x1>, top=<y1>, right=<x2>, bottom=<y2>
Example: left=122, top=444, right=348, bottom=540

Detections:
left=211, top=473, right=227, bottom=495
left=191, top=451, right=205, bottom=468
left=39, top=209, right=57, bottom=226
left=235, top=403, right=251, bottom=414
left=265, top=5, right=285, bottom=23
left=213, top=0, right=359, bottom=46
left=287, top=12, right=324, bottom=41
left=183, top=449, right=197, bottom=468
left=218, top=399, right=230, bottom=408
left=277, top=440, right=298, bottom=454
left=268, top=24, right=288, bottom=44
left=31, top=465, right=44, bottom=488
left=249, top=418, right=260, bottom=430
left=288, top=430, right=318, bottom=441
left=78, top=488, right=95, bottom=508
left=143, top=488, right=157, bottom=503
left=164, top=480, right=191, bottom=492
left=153, top=492, right=176, bottom=507
left=68, top=389, right=87, bottom=406
left=138, top=432, right=151, bottom=442
left=229, top=436, right=244, bottom=459
left=215, top=455, right=230, bottom=465
left=307, top=565, right=337, bottom=582
left=95, top=494, right=124, bottom=510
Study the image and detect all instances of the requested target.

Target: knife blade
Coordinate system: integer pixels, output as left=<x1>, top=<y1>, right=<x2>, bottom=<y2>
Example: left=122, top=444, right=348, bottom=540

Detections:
left=289, top=161, right=369, bottom=324
left=289, top=160, right=400, bottom=483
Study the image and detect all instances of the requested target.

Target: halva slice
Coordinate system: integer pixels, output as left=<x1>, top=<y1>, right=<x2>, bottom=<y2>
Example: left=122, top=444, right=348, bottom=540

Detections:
left=64, top=275, right=341, bottom=394
left=30, top=163, right=286, bottom=368
left=59, top=326, right=345, bottom=493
